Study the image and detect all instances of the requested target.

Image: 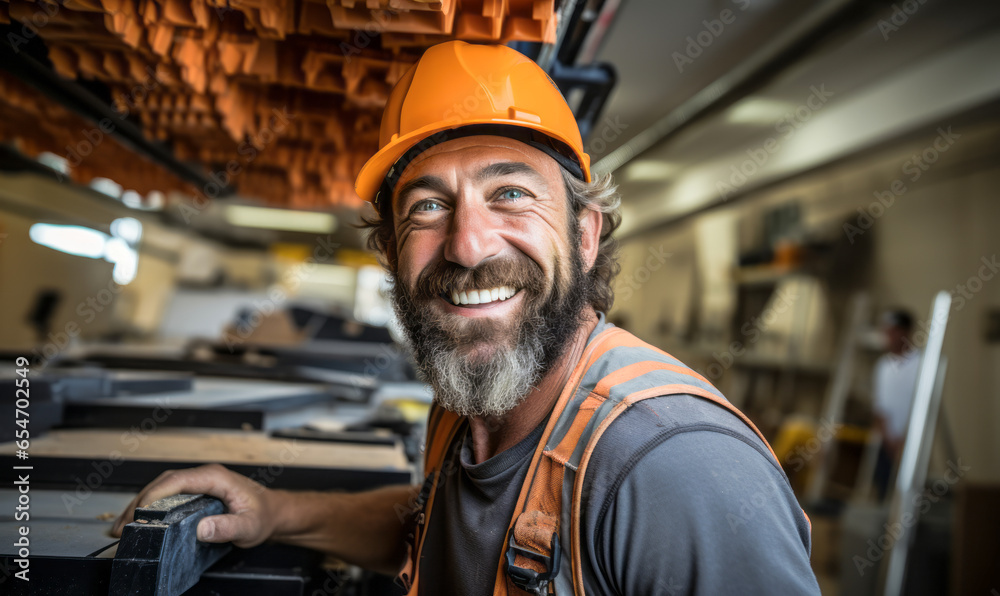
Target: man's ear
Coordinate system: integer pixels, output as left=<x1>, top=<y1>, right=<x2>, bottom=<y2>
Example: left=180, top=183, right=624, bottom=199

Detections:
left=578, top=207, right=603, bottom=272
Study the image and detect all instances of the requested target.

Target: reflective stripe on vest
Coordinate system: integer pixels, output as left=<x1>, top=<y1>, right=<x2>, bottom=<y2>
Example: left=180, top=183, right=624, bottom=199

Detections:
left=402, top=326, right=793, bottom=595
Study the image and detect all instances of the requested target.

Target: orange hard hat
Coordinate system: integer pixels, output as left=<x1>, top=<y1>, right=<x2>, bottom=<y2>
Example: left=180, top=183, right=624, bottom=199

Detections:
left=355, top=41, right=591, bottom=205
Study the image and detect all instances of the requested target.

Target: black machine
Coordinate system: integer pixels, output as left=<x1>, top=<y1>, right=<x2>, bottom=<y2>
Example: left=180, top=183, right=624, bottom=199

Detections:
left=0, top=332, right=426, bottom=595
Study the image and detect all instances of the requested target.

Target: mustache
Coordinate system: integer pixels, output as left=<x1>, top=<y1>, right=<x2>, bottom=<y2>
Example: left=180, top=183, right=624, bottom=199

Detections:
left=413, top=256, right=547, bottom=301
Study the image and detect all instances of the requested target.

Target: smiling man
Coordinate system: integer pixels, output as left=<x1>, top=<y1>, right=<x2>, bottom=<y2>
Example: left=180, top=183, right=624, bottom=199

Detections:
left=115, top=42, right=819, bottom=595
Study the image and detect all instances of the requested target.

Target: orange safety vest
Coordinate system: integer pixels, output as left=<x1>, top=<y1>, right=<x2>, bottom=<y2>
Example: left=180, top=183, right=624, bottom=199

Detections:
left=398, top=326, right=797, bottom=595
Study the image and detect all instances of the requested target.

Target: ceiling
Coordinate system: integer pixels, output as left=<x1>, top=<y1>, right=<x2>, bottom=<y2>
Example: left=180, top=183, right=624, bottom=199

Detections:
left=0, top=0, right=562, bottom=211
left=2, top=0, right=999, bottom=249
left=596, top=0, right=1000, bottom=235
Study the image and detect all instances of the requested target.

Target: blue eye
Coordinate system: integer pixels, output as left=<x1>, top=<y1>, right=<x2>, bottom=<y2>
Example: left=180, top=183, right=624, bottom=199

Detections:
left=500, top=189, right=524, bottom=201
left=414, top=201, right=442, bottom=212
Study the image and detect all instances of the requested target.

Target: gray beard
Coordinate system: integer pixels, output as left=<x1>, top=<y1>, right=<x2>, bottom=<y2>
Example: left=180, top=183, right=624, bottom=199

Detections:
left=413, top=322, right=545, bottom=418
left=390, top=245, right=589, bottom=419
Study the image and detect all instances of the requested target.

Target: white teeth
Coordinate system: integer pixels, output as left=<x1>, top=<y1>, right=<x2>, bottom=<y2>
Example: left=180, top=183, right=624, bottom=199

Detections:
left=448, top=286, right=517, bottom=305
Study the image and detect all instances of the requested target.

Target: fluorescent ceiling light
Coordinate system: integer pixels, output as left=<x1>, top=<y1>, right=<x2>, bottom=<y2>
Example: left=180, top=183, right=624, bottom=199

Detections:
left=726, top=98, right=794, bottom=124
left=37, top=151, right=69, bottom=175
left=624, top=160, right=678, bottom=182
left=226, top=205, right=337, bottom=234
left=111, top=217, right=143, bottom=244
left=121, top=190, right=143, bottom=209
left=29, top=218, right=143, bottom=284
left=29, top=224, right=108, bottom=259
left=90, top=177, right=123, bottom=198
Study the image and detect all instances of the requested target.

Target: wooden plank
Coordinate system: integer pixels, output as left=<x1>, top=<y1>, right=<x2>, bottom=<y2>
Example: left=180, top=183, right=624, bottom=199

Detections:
left=4, top=428, right=408, bottom=470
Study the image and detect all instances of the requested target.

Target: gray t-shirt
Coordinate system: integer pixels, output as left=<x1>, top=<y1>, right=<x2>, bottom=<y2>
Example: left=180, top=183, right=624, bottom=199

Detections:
left=419, top=393, right=820, bottom=595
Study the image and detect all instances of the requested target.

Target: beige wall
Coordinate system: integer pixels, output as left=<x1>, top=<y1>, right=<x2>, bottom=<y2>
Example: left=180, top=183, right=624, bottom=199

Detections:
left=0, top=173, right=364, bottom=356
left=611, top=119, right=1000, bottom=482
left=0, top=174, right=144, bottom=356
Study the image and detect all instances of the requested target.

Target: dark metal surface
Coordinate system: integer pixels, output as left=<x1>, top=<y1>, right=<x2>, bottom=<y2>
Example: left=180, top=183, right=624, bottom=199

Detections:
left=551, top=61, right=617, bottom=141
left=271, top=427, right=399, bottom=447
left=0, top=556, right=113, bottom=595
left=60, top=354, right=379, bottom=402
left=3, top=370, right=194, bottom=401
left=0, top=457, right=411, bottom=492
left=0, top=490, right=402, bottom=595
left=111, top=494, right=231, bottom=596
left=62, top=404, right=266, bottom=431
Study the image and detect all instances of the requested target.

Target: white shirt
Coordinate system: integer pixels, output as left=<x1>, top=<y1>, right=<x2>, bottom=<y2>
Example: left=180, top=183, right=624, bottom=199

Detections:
left=872, top=349, right=922, bottom=441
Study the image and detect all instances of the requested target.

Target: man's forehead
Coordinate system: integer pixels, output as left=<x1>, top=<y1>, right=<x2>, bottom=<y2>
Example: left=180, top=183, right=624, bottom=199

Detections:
left=396, top=135, right=561, bottom=184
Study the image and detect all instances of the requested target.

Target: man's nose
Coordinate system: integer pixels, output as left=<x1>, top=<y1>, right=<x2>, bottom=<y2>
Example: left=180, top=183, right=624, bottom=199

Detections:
left=443, top=202, right=503, bottom=268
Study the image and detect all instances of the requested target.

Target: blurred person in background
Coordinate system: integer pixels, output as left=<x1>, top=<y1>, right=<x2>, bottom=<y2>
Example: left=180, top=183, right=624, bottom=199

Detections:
left=872, top=308, right=920, bottom=500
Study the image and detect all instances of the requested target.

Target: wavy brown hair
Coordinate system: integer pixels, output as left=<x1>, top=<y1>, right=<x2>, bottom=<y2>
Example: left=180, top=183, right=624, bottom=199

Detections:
left=360, top=169, right=622, bottom=312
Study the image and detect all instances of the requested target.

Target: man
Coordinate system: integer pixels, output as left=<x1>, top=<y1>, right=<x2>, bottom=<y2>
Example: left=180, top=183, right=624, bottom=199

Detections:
left=872, top=308, right=920, bottom=500
left=115, top=42, right=819, bottom=594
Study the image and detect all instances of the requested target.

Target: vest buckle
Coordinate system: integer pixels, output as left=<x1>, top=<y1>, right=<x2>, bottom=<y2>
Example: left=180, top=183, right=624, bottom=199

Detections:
left=504, top=531, right=561, bottom=595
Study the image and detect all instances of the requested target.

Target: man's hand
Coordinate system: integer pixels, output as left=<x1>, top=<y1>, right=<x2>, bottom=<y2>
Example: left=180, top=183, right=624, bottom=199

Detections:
left=113, top=465, right=416, bottom=574
left=112, top=464, right=277, bottom=548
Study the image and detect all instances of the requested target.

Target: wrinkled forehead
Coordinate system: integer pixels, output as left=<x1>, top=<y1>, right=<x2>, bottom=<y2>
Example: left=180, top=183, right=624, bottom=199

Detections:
left=391, top=135, right=564, bottom=202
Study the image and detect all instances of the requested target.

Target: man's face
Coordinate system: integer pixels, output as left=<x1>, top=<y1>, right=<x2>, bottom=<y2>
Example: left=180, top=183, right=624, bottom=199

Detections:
left=882, top=324, right=908, bottom=354
left=387, top=135, right=592, bottom=417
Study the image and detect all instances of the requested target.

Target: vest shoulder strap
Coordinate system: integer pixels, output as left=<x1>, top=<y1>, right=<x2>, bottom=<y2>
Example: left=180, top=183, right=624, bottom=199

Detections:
left=398, top=403, right=463, bottom=595
left=494, top=326, right=784, bottom=595
left=402, top=325, right=790, bottom=596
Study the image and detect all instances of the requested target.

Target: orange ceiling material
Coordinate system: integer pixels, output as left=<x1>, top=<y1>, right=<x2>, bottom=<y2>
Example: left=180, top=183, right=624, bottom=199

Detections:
left=0, top=69, right=197, bottom=198
left=0, top=0, right=561, bottom=208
